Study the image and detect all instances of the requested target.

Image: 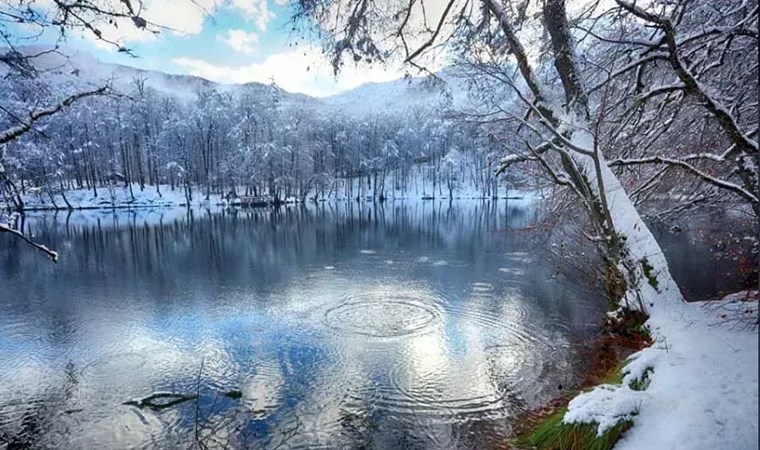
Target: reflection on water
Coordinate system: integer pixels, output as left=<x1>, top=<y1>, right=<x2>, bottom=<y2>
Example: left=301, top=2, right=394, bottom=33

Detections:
left=1, top=201, right=605, bottom=449
left=652, top=215, right=756, bottom=301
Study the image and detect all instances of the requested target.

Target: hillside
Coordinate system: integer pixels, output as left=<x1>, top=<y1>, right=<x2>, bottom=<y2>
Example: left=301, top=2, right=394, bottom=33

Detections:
left=1, top=47, right=516, bottom=208
left=3, top=46, right=456, bottom=114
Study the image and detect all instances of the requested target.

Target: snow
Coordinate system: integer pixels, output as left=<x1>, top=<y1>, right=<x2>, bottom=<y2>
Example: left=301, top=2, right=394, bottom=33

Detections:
left=564, top=384, right=645, bottom=436
left=3, top=184, right=225, bottom=210
left=323, top=162, right=542, bottom=201
left=11, top=46, right=464, bottom=117
left=565, top=120, right=684, bottom=310
left=565, top=291, right=759, bottom=449
left=4, top=46, right=215, bottom=101
left=3, top=174, right=541, bottom=213
left=321, top=69, right=473, bottom=115
left=554, top=110, right=756, bottom=450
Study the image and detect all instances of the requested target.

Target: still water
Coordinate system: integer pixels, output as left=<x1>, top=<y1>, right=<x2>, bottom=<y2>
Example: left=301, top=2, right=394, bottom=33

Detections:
left=1, top=201, right=612, bottom=448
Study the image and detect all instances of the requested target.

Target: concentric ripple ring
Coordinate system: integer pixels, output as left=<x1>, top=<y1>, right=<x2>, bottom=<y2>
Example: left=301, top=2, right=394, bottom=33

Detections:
left=324, top=291, right=442, bottom=338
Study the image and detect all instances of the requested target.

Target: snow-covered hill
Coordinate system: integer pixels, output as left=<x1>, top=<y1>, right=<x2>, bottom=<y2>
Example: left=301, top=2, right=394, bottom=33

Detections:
left=5, top=46, right=460, bottom=114
left=323, top=76, right=449, bottom=114
left=2, top=47, right=515, bottom=207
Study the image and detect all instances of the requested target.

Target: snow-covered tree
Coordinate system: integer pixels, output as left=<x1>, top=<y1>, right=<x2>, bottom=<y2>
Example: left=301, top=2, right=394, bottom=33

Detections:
left=289, top=0, right=689, bottom=311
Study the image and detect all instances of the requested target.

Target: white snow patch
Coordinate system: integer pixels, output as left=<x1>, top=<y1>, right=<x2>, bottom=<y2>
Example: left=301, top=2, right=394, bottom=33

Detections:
left=564, top=291, right=758, bottom=449
left=564, top=384, right=645, bottom=436
left=4, top=184, right=225, bottom=210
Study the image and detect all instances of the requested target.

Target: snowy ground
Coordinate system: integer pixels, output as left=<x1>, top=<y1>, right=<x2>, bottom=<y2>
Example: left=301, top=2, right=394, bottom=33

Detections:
left=328, top=164, right=542, bottom=201
left=4, top=179, right=544, bottom=211
left=5, top=185, right=226, bottom=210
left=565, top=290, right=759, bottom=450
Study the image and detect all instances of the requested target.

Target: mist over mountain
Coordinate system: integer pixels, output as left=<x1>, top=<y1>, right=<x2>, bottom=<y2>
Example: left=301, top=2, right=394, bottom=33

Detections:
left=4, top=46, right=463, bottom=114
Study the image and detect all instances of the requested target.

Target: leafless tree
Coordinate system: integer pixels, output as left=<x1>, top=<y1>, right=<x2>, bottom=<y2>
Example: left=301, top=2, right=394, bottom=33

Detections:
left=289, top=0, right=692, bottom=311
left=1, top=0, right=153, bottom=259
left=582, top=0, right=758, bottom=220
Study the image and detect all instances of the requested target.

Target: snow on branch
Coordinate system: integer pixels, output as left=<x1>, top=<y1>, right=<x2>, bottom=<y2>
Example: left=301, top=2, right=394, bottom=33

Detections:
left=586, top=53, right=669, bottom=95
left=0, top=222, right=58, bottom=262
left=496, top=153, right=537, bottom=175
left=0, top=86, right=109, bottom=145
left=482, top=0, right=546, bottom=106
left=635, top=83, right=686, bottom=103
left=609, top=156, right=759, bottom=204
left=616, top=0, right=759, bottom=155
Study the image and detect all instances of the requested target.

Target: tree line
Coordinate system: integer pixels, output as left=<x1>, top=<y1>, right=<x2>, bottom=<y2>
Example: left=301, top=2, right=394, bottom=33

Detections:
left=1, top=71, right=520, bottom=206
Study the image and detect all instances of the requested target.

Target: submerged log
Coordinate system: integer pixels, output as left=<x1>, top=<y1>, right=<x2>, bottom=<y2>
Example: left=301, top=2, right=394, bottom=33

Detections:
left=124, top=391, right=198, bottom=410
left=124, top=389, right=244, bottom=410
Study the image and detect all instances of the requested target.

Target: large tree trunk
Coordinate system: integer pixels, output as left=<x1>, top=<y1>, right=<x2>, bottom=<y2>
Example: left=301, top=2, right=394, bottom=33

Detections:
left=545, top=0, right=683, bottom=310
left=570, top=127, right=684, bottom=310
left=486, top=0, right=684, bottom=311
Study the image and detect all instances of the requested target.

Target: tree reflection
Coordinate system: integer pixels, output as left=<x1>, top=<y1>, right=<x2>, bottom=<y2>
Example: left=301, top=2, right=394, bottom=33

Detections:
left=1, top=201, right=604, bottom=449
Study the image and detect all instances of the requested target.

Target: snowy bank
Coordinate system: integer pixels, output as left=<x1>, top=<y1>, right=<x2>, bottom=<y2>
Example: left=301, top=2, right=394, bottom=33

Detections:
left=3, top=183, right=544, bottom=211
left=565, top=291, right=758, bottom=450
left=5, top=185, right=225, bottom=210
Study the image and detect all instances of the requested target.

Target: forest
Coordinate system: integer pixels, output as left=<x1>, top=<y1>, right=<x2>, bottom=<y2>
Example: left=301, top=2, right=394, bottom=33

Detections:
left=1, top=59, right=511, bottom=206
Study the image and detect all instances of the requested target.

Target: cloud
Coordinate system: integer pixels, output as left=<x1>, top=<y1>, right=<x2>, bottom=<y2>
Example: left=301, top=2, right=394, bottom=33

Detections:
left=79, top=0, right=219, bottom=49
left=219, top=29, right=259, bottom=54
left=79, top=0, right=273, bottom=50
left=173, top=45, right=416, bottom=97
left=230, top=0, right=275, bottom=31
left=148, top=0, right=218, bottom=35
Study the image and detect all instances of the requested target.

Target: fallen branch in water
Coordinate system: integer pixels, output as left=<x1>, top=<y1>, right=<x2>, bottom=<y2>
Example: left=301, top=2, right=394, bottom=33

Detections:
left=0, top=222, right=58, bottom=262
left=124, top=389, right=243, bottom=412
left=124, top=392, right=198, bottom=410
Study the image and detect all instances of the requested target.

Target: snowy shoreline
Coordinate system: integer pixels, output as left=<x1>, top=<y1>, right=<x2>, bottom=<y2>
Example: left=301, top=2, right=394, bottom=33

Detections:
left=3, top=184, right=537, bottom=212
left=564, top=290, right=758, bottom=450
left=9, top=196, right=530, bottom=212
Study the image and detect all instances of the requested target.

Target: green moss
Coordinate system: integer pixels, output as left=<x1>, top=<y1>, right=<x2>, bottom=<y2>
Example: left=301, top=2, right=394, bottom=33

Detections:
left=640, top=257, right=659, bottom=291
left=515, top=406, right=633, bottom=450
left=603, top=308, right=651, bottom=340
left=513, top=358, right=651, bottom=449
left=597, top=359, right=654, bottom=391
left=513, top=307, right=654, bottom=450
left=617, top=232, right=630, bottom=259
left=600, top=362, right=625, bottom=386
left=628, top=367, right=653, bottom=391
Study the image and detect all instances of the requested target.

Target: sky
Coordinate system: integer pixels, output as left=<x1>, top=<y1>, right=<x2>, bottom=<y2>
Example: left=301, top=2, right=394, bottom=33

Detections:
left=60, top=0, right=411, bottom=97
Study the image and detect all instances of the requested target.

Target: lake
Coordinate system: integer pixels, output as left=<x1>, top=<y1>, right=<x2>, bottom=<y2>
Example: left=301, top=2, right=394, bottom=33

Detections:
left=0, top=200, right=741, bottom=449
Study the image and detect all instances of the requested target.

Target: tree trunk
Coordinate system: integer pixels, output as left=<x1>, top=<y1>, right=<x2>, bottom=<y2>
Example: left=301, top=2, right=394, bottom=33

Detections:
left=485, top=0, right=684, bottom=311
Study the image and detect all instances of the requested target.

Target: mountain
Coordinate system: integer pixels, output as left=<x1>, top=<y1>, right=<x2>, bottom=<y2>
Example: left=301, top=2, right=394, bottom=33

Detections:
left=4, top=46, right=462, bottom=115
left=321, top=76, right=450, bottom=114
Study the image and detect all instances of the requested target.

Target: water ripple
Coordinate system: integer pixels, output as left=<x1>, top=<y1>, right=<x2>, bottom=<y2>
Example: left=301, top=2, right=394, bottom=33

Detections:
left=324, top=290, right=444, bottom=338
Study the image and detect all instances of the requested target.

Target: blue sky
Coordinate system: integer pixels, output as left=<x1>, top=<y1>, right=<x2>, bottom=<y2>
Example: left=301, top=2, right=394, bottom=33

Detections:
left=57, top=0, right=409, bottom=97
